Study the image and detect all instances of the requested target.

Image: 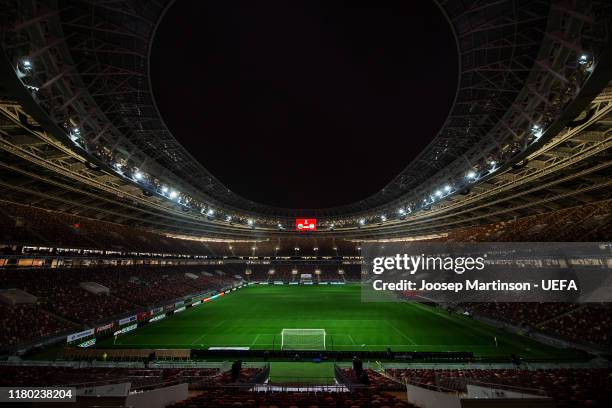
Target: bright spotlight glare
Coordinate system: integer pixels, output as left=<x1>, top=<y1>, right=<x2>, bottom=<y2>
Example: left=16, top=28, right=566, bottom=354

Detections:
left=169, top=190, right=178, bottom=199
left=444, top=185, right=451, bottom=192
left=532, top=125, right=543, bottom=139
left=207, top=209, right=214, bottom=216
left=134, top=171, right=143, bottom=180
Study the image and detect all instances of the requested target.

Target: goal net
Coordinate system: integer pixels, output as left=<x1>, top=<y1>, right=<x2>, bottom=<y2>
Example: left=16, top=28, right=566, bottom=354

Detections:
left=281, top=329, right=326, bottom=350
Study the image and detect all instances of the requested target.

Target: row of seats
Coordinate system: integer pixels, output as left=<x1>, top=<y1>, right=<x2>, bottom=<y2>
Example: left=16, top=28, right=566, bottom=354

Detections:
left=340, top=368, right=611, bottom=408
left=0, top=265, right=240, bottom=346
left=466, top=303, right=612, bottom=348
left=0, top=201, right=360, bottom=257
left=445, top=200, right=611, bottom=242
left=0, top=304, right=75, bottom=346
left=169, top=389, right=414, bottom=408
left=2, top=200, right=610, bottom=258
left=0, top=366, right=221, bottom=388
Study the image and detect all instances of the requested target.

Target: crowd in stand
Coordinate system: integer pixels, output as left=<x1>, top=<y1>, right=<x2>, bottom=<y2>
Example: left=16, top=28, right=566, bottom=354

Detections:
left=344, top=368, right=611, bottom=408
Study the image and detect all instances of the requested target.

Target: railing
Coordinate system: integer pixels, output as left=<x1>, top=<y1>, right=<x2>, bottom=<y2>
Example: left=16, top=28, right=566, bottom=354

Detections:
left=333, top=364, right=371, bottom=392
left=248, top=363, right=270, bottom=384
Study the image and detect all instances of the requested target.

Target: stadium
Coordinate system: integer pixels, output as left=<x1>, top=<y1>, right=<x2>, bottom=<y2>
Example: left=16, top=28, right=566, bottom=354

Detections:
left=0, top=0, right=611, bottom=407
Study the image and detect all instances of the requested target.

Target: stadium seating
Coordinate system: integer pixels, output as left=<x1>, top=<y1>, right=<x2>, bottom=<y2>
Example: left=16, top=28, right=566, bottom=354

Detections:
left=0, top=265, right=240, bottom=347
left=347, top=368, right=612, bottom=408
left=0, top=304, right=75, bottom=346
left=467, top=302, right=612, bottom=348
left=168, top=389, right=414, bottom=408
left=0, top=366, right=222, bottom=388
left=0, top=201, right=362, bottom=257
left=540, top=305, right=612, bottom=347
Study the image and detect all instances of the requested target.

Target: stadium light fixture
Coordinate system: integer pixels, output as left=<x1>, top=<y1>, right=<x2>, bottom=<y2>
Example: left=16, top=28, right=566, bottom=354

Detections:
left=466, top=170, right=476, bottom=180
left=489, top=160, right=497, bottom=171
left=22, top=59, right=32, bottom=69
left=314, top=247, right=319, bottom=251
left=444, top=185, right=451, bottom=192
left=134, top=171, right=143, bottom=180
left=169, top=190, right=179, bottom=199
left=226, top=215, right=232, bottom=222
left=435, top=190, right=443, bottom=197
left=578, top=54, right=589, bottom=65
left=380, top=214, right=387, bottom=222
left=532, top=124, right=543, bottom=140
left=69, top=127, right=81, bottom=143
left=359, top=218, right=366, bottom=226
left=398, top=208, right=405, bottom=215
left=161, top=186, right=168, bottom=194
left=207, top=208, right=214, bottom=217
left=247, top=219, right=254, bottom=226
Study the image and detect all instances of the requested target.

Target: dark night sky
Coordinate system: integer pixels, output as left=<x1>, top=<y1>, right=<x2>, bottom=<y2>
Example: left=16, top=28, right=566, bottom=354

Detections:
left=151, top=0, right=457, bottom=209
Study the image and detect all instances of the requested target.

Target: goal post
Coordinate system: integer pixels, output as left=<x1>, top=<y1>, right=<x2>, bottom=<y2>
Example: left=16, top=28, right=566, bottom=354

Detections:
left=280, top=329, right=326, bottom=350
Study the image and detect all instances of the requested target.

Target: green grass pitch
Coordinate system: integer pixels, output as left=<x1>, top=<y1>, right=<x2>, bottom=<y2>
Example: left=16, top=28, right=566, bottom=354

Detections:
left=97, top=284, right=576, bottom=359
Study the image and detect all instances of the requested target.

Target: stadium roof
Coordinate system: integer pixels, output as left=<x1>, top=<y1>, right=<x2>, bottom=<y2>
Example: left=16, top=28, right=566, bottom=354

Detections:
left=0, top=0, right=611, bottom=237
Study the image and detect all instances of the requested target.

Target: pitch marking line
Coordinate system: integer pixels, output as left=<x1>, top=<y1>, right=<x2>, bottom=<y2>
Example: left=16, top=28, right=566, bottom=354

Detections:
left=385, top=321, right=417, bottom=345
left=251, top=334, right=261, bottom=346
left=348, top=334, right=357, bottom=345
left=190, top=320, right=226, bottom=345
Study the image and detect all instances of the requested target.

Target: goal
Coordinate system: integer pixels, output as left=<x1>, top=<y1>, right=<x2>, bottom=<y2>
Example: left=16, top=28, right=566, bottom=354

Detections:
left=280, top=329, right=326, bottom=350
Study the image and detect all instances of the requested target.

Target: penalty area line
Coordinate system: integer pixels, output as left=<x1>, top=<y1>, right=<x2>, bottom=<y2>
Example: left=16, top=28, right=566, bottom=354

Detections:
left=385, top=321, right=417, bottom=345
left=190, top=320, right=226, bottom=345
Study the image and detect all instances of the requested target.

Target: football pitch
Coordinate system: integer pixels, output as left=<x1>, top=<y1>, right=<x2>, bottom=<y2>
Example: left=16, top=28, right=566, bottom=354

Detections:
left=97, top=284, right=575, bottom=359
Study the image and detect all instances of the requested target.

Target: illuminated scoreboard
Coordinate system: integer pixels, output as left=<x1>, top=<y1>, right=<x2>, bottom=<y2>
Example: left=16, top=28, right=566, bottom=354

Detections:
left=295, top=218, right=316, bottom=231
